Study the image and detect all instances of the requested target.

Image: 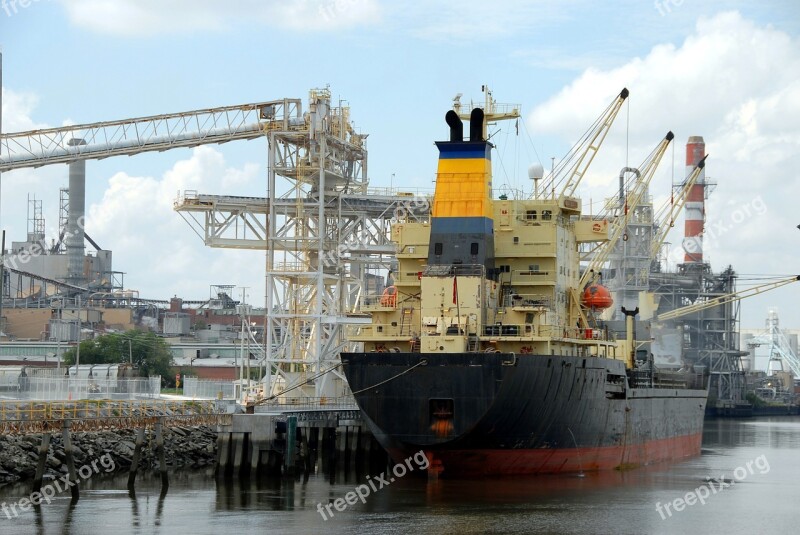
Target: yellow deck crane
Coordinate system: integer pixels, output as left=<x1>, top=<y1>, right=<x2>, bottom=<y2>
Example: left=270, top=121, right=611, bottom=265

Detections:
left=536, top=88, right=629, bottom=200
left=649, top=155, right=708, bottom=262
left=579, top=131, right=675, bottom=290
left=654, top=276, right=800, bottom=322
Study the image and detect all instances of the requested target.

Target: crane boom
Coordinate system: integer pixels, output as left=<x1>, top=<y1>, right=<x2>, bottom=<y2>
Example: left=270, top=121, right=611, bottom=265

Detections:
left=579, top=131, right=674, bottom=287
left=655, top=276, right=800, bottom=322
left=650, top=156, right=708, bottom=260
left=555, top=88, right=629, bottom=199
left=0, top=99, right=303, bottom=172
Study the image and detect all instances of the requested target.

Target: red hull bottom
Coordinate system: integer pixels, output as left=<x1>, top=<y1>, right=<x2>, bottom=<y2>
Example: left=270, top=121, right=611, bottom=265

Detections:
left=391, top=433, right=703, bottom=476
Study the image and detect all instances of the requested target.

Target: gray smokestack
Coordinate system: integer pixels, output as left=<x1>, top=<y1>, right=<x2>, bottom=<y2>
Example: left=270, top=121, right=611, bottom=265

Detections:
left=66, top=138, right=87, bottom=285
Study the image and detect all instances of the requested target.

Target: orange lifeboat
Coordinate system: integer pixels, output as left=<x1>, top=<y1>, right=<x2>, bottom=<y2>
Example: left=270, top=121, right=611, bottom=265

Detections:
left=380, top=285, right=397, bottom=307
left=582, top=284, right=613, bottom=310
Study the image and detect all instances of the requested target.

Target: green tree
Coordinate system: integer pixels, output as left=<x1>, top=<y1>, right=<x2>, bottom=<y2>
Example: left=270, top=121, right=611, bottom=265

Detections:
left=63, top=330, right=173, bottom=380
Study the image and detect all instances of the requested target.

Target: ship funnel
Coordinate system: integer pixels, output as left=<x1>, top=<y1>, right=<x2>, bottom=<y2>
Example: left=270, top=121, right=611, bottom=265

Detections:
left=445, top=110, right=463, bottom=142
left=469, top=108, right=484, bottom=142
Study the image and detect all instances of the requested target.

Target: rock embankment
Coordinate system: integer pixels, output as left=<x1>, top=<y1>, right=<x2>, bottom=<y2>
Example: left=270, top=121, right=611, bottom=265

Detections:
left=0, top=426, right=217, bottom=486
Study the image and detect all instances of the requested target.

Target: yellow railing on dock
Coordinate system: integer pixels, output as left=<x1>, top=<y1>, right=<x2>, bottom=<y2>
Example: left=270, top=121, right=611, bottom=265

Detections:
left=0, top=400, right=231, bottom=435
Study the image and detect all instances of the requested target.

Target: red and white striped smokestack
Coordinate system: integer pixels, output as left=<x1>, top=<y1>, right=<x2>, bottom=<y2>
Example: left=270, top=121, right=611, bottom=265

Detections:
left=683, top=136, right=706, bottom=263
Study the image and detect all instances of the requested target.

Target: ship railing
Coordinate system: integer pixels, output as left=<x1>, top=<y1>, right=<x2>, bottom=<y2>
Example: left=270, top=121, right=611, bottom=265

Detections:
left=358, top=292, right=398, bottom=311
left=538, top=325, right=609, bottom=341
left=482, top=324, right=533, bottom=337
left=273, top=262, right=310, bottom=272
left=503, top=293, right=552, bottom=309
left=345, top=323, right=411, bottom=339
left=423, top=264, right=484, bottom=277
left=511, top=269, right=551, bottom=279
left=364, top=186, right=434, bottom=198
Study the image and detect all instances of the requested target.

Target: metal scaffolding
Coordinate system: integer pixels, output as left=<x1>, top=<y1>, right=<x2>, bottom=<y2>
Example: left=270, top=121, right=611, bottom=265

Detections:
left=174, top=88, right=431, bottom=399
left=0, top=86, right=432, bottom=401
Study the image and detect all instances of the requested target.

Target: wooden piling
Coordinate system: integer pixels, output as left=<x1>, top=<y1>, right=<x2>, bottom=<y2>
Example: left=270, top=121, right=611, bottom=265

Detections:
left=284, top=416, right=297, bottom=475
left=32, top=433, right=51, bottom=494
left=216, top=432, right=231, bottom=477
left=348, top=426, right=359, bottom=469
left=249, top=437, right=262, bottom=475
left=155, top=418, right=169, bottom=491
left=232, top=433, right=246, bottom=475
left=127, top=427, right=146, bottom=489
left=61, top=420, right=79, bottom=501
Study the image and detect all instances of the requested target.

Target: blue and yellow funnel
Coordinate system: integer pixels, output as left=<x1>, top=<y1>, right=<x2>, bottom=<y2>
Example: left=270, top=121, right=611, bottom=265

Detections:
left=427, top=108, right=495, bottom=272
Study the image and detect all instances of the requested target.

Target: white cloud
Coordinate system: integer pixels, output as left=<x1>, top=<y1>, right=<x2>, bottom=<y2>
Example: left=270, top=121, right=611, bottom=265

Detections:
left=391, top=0, right=578, bottom=42
left=1, top=88, right=62, bottom=240
left=57, top=0, right=381, bottom=36
left=85, top=146, right=264, bottom=300
left=1, top=88, right=49, bottom=132
left=527, top=11, right=800, bottom=327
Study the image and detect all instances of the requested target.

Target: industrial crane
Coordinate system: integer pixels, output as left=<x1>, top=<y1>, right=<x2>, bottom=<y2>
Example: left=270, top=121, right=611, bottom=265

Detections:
left=0, top=100, right=304, bottom=172
left=579, top=131, right=674, bottom=288
left=538, top=88, right=629, bottom=200
left=655, top=275, right=800, bottom=322
left=0, top=88, right=376, bottom=403
left=746, top=309, right=800, bottom=377
left=649, top=155, right=708, bottom=261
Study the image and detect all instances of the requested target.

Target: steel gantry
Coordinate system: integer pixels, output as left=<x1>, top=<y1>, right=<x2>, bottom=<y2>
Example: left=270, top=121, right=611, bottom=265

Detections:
left=0, top=87, right=430, bottom=402
left=0, top=100, right=303, bottom=171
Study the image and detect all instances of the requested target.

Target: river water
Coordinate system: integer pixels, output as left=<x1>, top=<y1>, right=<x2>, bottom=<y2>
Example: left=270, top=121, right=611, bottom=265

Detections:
left=1, top=417, right=799, bottom=535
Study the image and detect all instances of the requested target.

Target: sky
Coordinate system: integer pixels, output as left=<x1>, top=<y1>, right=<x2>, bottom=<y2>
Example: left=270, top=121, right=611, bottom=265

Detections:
left=0, top=0, right=798, bottom=330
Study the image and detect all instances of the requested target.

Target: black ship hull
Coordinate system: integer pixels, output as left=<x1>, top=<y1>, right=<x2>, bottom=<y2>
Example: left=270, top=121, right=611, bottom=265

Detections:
left=341, top=352, right=708, bottom=476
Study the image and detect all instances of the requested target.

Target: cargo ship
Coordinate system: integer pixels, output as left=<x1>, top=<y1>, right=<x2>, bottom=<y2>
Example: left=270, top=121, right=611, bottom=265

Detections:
left=341, top=89, right=708, bottom=477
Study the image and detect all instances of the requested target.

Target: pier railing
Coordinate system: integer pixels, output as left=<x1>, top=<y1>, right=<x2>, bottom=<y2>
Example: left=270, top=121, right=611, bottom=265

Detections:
left=6, top=376, right=161, bottom=401
left=182, top=377, right=236, bottom=400
left=0, top=399, right=231, bottom=435
left=256, top=396, right=358, bottom=411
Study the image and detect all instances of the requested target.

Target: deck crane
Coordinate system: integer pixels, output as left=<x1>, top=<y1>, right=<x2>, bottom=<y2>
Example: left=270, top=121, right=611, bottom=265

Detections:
left=649, top=155, right=708, bottom=262
left=538, top=88, right=629, bottom=200
left=579, top=131, right=674, bottom=289
left=655, top=276, right=800, bottom=323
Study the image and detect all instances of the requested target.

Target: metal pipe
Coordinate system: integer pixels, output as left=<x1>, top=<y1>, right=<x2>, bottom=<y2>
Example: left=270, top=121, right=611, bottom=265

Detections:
left=445, top=110, right=463, bottom=142
left=1, top=51, right=4, bottom=345
left=66, top=138, right=87, bottom=285
left=469, top=108, right=484, bottom=142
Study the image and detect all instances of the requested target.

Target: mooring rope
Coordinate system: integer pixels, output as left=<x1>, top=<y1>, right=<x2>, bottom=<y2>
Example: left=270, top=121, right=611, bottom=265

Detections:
left=350, top=359, right=428, bottom=395
left=256, top=363, right=343, bottom=405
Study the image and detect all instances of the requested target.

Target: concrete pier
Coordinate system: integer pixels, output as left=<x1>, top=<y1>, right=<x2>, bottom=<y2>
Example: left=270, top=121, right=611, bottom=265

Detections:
left=215, top=406, right=386, bottom=479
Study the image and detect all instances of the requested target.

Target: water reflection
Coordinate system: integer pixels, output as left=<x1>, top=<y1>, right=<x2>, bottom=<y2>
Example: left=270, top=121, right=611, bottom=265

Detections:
left=0, top=417, right=798, bottom=535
